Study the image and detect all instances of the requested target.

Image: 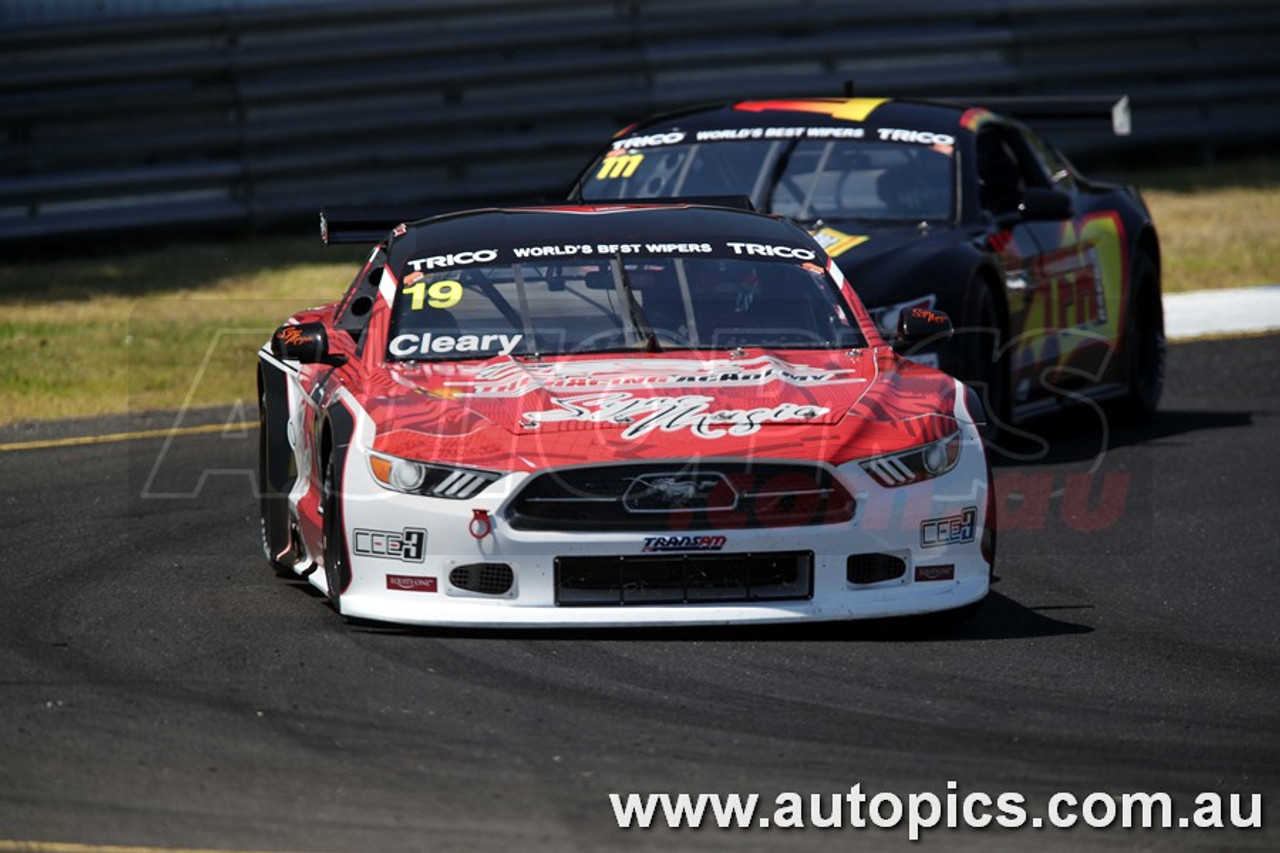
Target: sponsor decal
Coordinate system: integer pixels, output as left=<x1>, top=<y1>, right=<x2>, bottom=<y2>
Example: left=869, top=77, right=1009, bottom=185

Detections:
left=726, top=242, right=817, bottom=260
left=513, top=244, right=593, bottom=258
left=449, top=355, right=860, bottom=397
left=385, top=574, right=438, bottom=592
left=875, top=128, right=956, bottom=147
left=274, top=325, right=309, bottom=347
left=610, top=130, right=686, bottom=149
left=694, top=126, right=868, bottom=142
left=642, top=535, right=728, bottom=552
left=910, top=307, right=950, bottom=327
left=389, top=332, right=524, bottom=358
left=406, top=249, right=497, bottom=272
left=811, top=227, right=869, bottom=258
left=524, top=391, right=829, bottom=440
left=596, top=151, right=644, bottom=179
left=914, top=564, right=955, bottom=582
left=354, top=527, right=426, bottom=562
left=920, top=507, right=977, bottom=548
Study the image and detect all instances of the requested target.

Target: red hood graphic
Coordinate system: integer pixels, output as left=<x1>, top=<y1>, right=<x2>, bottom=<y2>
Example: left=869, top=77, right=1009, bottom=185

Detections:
left=364, top=350, right=957, bottom=472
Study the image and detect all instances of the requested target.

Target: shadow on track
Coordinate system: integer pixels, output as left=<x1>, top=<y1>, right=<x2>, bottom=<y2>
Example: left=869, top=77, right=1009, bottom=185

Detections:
left=988, top=406, right=1256, bottom=469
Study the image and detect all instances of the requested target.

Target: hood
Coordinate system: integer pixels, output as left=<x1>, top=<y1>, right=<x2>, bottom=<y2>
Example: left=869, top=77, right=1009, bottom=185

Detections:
left=810, top=222, right=966, bottom=309
left=364, top=349, right=959, bottom=472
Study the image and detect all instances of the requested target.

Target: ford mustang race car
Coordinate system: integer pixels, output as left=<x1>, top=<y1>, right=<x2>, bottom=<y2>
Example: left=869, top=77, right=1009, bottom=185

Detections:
left=258, top=203, right=994, bottom=628
left=570, top=96, right=1164, bottom=436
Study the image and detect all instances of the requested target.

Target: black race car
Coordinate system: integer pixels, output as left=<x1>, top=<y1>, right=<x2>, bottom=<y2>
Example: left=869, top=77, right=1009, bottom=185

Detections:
left=569, top=96, right=1163, bottom=436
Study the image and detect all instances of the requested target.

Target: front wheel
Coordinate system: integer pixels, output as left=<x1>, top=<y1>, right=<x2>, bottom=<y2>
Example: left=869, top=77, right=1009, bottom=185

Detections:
left=958, top=281, right=1009, bottom=446
left=1112, top=252, right=1165, bottom=424
left=322, top=452, right=351, bottom=611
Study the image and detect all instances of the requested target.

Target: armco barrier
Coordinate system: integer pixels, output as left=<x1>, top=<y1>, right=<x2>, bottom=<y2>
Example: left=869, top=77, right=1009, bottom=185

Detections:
left=1, top=0, right=1277, bottom=242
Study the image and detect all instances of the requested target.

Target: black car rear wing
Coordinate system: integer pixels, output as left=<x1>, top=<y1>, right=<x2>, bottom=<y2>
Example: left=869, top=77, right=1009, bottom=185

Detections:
left=319, top=205, right=457, bottom=245
left=945, top=95, right=1131, bottom=137
left=320, top=196, right=756, bottom=245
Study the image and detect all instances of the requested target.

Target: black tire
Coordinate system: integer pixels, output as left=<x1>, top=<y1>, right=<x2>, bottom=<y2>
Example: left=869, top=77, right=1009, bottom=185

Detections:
left=959, top=281, right=1009, bottom=446
left=322, top=452, right=351, bottom=610
left=258, top=383, right=295, bottom=577
left=1112, top=252, right=1164, bottom=425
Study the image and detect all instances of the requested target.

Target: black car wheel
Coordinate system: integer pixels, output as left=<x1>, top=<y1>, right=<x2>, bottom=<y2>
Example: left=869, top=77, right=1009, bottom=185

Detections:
left=1113, top=252, right=1165, bottom=424
left=258, top=384, right=295, bottom=577
left=322, top=452, right=351, bottom=610
left=960, top=281, right=1009, bottom=445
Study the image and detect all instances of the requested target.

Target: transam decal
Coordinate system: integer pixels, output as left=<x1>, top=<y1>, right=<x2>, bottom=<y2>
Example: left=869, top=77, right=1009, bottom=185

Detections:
left=811, top=227, right=869, bottom=258
left=448, top=355, right=865, bottom=397
left=734, top=97, right=889, bottom=123
left=525, top=392, right=829, bottom=440
left=389, top=332, right=523, bottom=358
left=385, top=574, right=438, bottom=592
left=642, top=535, right=728, bottom=552
left=406, top=249, right=497, bottom=272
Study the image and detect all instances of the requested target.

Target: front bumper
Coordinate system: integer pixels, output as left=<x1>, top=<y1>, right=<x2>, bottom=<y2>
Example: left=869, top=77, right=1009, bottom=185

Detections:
left=315, top=430, right=993, bottom=628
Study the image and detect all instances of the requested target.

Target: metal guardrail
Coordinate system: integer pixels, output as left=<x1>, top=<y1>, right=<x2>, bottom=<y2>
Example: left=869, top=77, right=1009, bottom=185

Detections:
left=1, top=0, right=1277, bottom=242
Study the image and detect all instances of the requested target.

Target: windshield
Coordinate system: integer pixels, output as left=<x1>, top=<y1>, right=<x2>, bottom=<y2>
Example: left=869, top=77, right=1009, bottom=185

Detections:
left=582, top=138, right=955, bottom=224
left=387, top=255, right=865, bottom=360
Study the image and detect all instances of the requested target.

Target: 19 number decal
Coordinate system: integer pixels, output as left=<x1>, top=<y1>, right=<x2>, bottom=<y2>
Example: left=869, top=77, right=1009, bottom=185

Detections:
left=403, top=279, right=463, bottom=310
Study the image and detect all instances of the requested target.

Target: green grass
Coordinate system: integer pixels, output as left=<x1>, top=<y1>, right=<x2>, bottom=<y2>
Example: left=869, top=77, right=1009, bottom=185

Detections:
left=0, top=237, right=367, bottom=424
left=1, top=158, right=1277, bottom=426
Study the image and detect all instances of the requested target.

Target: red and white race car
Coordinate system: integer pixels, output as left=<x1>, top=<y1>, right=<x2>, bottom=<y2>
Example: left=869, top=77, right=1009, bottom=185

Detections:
left=257, top=203, right=995, bottom=628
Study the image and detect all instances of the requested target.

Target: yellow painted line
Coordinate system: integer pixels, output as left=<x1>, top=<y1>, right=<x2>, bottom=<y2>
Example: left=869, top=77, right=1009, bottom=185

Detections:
left=0, top=421, right=257, bottom=453
left=0, top=842, right=311, bottom=853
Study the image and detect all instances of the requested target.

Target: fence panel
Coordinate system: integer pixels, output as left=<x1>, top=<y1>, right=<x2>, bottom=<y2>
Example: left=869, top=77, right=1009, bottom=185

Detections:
left=1, top=0, right=1276, bottom=242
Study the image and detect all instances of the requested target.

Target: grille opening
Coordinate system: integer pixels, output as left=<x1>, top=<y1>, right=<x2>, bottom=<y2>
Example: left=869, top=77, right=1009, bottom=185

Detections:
left=847, top=553, right=907, bottom=585
left=449, top=563, right=515, bottom=595
left=509, top=462, right=854, bottom=532
left=555, top=551, right=813, bottom=606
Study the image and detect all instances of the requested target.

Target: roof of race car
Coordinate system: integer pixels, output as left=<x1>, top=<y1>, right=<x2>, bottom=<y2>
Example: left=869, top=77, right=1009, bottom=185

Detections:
left=614, top=97, right=980, bottom=140
left=386, top=203, right=825, bottom=268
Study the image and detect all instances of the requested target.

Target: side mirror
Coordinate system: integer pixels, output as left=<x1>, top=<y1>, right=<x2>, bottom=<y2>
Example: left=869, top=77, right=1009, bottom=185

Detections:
left=271, top=322, right=347, bottom=366
left=1016, top=187, right=1074, bottom=221
left=896, top=306, right=953, bottom=348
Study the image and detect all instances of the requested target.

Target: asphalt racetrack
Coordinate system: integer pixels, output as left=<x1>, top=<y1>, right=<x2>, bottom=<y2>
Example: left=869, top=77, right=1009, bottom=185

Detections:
left=1, top=334, right=1277, bottom=853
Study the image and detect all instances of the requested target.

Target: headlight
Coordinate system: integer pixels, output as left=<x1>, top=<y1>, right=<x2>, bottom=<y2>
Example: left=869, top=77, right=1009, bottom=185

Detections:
left=368, top=451, right=501, bottom=499
left=870, top=294, right=937, bottom=339
left=859, top=430, right=961, bottom=488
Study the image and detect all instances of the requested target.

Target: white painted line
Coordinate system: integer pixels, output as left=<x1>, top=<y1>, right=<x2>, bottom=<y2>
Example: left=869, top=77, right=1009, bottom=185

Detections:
left=1164, top=285, right=1280, bottom=341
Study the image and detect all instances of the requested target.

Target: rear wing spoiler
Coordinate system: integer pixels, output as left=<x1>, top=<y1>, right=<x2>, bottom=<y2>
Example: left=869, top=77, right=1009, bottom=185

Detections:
left=319, top=205, right=465, bottom=245
left=320, top=196, right=756, bottom=245
left=945, top=95, right=1131, bottom=137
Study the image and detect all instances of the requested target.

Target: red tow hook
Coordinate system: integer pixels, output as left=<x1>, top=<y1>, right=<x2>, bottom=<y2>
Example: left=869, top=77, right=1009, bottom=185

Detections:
left=469, top=509, right=492, bottom=540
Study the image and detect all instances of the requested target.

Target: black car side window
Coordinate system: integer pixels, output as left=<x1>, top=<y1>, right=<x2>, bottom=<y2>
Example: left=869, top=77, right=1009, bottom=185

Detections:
left=976, top=129, right=1026, bottom=215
